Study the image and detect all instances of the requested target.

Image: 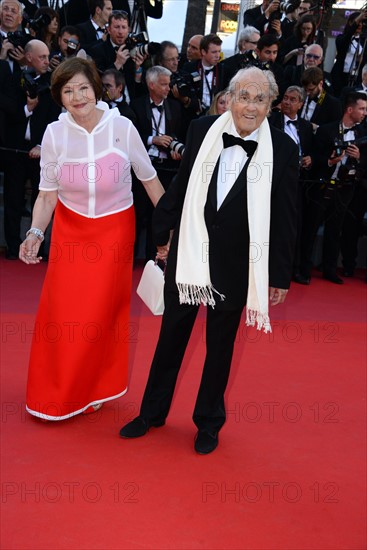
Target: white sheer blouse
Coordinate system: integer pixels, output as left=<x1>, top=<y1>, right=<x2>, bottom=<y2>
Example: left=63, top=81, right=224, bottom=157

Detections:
left=39, top=102, right=157, bottom=218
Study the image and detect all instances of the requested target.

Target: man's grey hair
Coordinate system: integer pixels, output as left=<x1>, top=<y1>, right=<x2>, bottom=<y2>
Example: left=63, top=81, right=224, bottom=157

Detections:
left=146, top=65, right=171, bottom=84
left=362, top=64, right=367, bottom=76
left=238, top=25, right=260, bottom=50
left=305, top=43, right=323, bottom=58
left=228, top=67, right=279, bottom=104
left=0, top=0, right=23, bottom=16
left=285, top=85, right=306, bottom=102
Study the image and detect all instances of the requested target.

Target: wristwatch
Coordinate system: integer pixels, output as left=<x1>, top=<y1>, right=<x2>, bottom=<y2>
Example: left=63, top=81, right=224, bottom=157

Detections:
left=26, top=228, right=44, bottom=242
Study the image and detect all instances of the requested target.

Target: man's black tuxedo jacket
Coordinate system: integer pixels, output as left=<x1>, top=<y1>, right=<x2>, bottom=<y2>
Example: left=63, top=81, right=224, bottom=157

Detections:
left=129, top=95, right=185, bottom=148
left=4, top=72, right=60, bottom=149
left=58, top=0, right=162, bottom=28
left=77, top=20, right=101, bottom=52
left=181, top=59, right=225, bottom=107
left=89, top=38, right=141, bottom=100
left=268, top=111, right=314, bottom=156
left=153, top=116, right=299, bottom=310
left=303, top=92, right=342, bottom=127
left=243, top=5, right=267, bottom=35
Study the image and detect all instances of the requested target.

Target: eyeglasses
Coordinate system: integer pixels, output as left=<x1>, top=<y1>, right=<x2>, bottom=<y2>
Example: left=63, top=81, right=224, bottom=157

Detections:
left=305, top=53, right=321, bottom=60
left=164, top=57, right=179, bottom=62
left=245, top=40, right=259, bottom=45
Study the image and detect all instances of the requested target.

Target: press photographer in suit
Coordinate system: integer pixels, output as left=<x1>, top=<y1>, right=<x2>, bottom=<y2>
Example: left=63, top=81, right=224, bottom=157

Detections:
left=120, top=67, right=299, bottom=454
left=298, top=91, right=367, bottom=284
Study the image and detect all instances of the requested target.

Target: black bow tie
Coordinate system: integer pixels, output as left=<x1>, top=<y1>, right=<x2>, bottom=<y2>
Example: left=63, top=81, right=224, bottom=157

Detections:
left=204, top=67, right=214, bottom=75
left=222, top=132, right=258, bottom=156
left=343, top=126, right=356, bottom=134
left=151, top=103, right=163, bottom=112
left=287, top=119, right=298, bottom=126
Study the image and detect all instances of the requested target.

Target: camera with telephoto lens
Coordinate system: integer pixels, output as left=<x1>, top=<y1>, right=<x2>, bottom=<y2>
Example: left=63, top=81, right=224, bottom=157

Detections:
left=65, top=38, right=79, bottom=57
left=170, top=71, right=201, bottom=97
left=28, top=12, right=51, bottom=33
left=21, top=69, right=50, bottom=99
left=124, top=31, right=161, bottom=58
left=169, top=137, right=185, bottom=156
left=7, top=31, right=32, bottom=49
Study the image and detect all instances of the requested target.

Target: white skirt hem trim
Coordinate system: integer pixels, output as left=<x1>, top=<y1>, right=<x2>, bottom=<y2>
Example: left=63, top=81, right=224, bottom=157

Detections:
left=26, top=387, right=128, bottom=421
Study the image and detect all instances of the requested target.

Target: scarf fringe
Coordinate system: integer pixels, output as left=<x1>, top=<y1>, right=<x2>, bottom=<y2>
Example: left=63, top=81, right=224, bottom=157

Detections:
left=246, top=308, right=272, bottom=333
left=177, top=283, right=225, bottom=308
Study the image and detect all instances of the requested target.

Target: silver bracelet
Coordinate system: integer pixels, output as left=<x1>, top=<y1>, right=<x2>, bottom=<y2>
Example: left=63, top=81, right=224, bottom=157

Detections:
left=26, top=228, right=44, bottom=242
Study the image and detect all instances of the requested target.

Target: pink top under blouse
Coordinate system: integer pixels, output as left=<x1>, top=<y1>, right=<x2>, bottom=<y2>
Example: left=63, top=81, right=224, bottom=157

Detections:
left=39, top=101, right=157, bottom=218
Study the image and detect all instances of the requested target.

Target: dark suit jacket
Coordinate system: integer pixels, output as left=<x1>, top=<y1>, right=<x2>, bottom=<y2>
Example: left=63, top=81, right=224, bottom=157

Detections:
left=76, top=19, right=101, bottom=52
left=268, top=111, right=314, bottom=156
left=89, top=38, right=142, bottom=100
left=153, top=116, right=299, bottom=309
left=331, top=22, right=367, bottom=93
left=303, top=92, right=342, bottom=127
left=0, top=60, right=16, bottom=146
left=314, top=120, right=367, bottom=181
left=58, top=0, right=162, bottom=28
left=243, top=5, right=267, bottom=34
left=181, top=59, right=225, bottom=111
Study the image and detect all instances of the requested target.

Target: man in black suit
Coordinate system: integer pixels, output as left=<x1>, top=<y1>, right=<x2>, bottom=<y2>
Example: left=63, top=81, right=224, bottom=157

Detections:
left=101, top=68, right=137, bottom=123
left=2, top=39, right=60, bottom=259
left=89, top=10, right=145, bottom=103
left=221, top=25, right=260, bottom=88
left=243, top=0, right=281, bottom=36
left=182, top=33, right=224, bottom=116
left=0, top=0, right=26, bottom=72
left=120, top=67, right=299, bottom=454
left=130, top=65, right=185, bottom=259
left=298, top=91, right=367, bottom=284
left=300, top=67, right=342, bottom=132
left=269, top=85, right=314, bottom=280
left=76, top=0, right=112, bottom=53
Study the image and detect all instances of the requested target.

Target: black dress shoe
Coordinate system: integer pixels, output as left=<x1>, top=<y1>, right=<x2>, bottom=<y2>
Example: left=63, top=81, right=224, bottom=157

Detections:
left=323, top=273, right=344, bottom=284
left=119, top=416, right=164, bottom=438
left=342, top=269, right=354, bottom=278
left=194, top=429, right=218, bottom=455
left=293, top=273, right=310, bottom=285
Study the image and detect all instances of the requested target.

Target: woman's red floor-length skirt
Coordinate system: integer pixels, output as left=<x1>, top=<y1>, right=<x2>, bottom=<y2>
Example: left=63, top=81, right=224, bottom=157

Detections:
left=26, top=201, right=135, bottom=420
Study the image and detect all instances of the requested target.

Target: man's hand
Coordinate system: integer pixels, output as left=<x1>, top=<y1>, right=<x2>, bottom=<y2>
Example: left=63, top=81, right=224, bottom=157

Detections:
left=301, top=155, right=312, bottom=168
left=328, top=149, right=345, bottom=166
left=49, top=56, right=61, bottom=71
left=8, top=45, right=25, bottom=65
left=0, top=39, right=15, bottom=60
left=269, top=287, right=288, bottom=305
left=114, top=46, right=130, bottom=70
left=345, top=144, right=360, bottom=160
left=270, top=19, right=282, bottom=36
left=26, top=95, right=39, bottom=112
left=153, top=135, right=173, bottom=148
left=29, top=145, right=41, bottom=159
left=170, top=150, right=181, bottom=161
left=156, top=244, right=170, bottom=261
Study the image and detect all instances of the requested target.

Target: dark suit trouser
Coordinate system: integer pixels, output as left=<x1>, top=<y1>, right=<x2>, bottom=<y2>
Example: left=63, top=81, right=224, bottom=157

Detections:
left=139, top=288, right=243, bottom=432
left=3, top=150, right=40, bottom=254
left=341, top=185, right=367, bottom=271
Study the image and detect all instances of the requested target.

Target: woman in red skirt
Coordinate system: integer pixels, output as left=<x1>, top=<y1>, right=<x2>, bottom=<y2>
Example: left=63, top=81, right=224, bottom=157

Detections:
left=19, top=57, right=165, bottom=420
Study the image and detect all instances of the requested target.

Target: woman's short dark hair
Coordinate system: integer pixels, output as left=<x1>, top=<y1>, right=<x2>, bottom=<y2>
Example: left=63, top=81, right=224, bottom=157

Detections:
left=51, top=58, right=103, bottom=106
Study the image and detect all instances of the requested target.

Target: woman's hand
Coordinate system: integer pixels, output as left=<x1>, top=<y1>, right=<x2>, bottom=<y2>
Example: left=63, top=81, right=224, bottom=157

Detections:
left=19, top=234, right=42, bottom=264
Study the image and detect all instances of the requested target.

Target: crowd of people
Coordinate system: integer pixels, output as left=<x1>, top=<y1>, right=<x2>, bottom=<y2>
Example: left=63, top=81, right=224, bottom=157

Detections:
left=1, top=0, right=366, bottom=283
left=0, top=0, right=366, bottom=451
left=0, top=0, right=366, bottom=282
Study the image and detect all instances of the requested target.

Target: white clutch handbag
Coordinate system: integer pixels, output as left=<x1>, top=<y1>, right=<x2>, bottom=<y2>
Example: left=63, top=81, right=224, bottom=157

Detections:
left=136, top=260, right=165, bottom=315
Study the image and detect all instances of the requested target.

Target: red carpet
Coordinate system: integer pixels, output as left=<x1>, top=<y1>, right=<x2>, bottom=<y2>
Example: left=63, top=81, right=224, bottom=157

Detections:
left=1, top=258, right=366, bottom=550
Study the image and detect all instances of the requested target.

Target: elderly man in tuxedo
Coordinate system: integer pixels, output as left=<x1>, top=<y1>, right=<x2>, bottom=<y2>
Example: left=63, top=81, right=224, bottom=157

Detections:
left=120, top=67, right=299, bottom=454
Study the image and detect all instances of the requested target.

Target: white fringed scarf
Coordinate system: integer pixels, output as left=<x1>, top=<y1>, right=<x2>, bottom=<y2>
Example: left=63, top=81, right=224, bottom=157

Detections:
left=176, top=111, right=273, bottom=333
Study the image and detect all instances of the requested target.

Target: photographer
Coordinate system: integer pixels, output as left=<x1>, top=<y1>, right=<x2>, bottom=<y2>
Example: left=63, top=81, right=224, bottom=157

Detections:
left=221, top=26, right=260, bottom=88
left=0, top=0, right=26, bottom=71
left=182, top=33, right=224, bottom=116
left=297, top=91, right=367, bottom=284
left=243, top=0, right=282, bottom=36
left=2, top=39, right=60, bottom=259
left=48, top=26, right=81, bottom=72
left=130, top=65, right=185, bottom=259
left=155, top=40, right=200, bottom=120
left=89, top=10, right=146, bottom=103
left=330, top=10, right=367, bottom=97
left=280, top=14, right=316, bottom=66
left=281, top=0, right=301, bottom=41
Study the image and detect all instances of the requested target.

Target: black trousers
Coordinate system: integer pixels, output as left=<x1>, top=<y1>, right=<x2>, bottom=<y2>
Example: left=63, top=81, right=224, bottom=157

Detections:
left=299, top=180, right=354, bottom=277
left=3, top=150, right=40, bottom=254
left=341, top=185, right=367, bottom=271
left=139, top=288, right=243, bottom=432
